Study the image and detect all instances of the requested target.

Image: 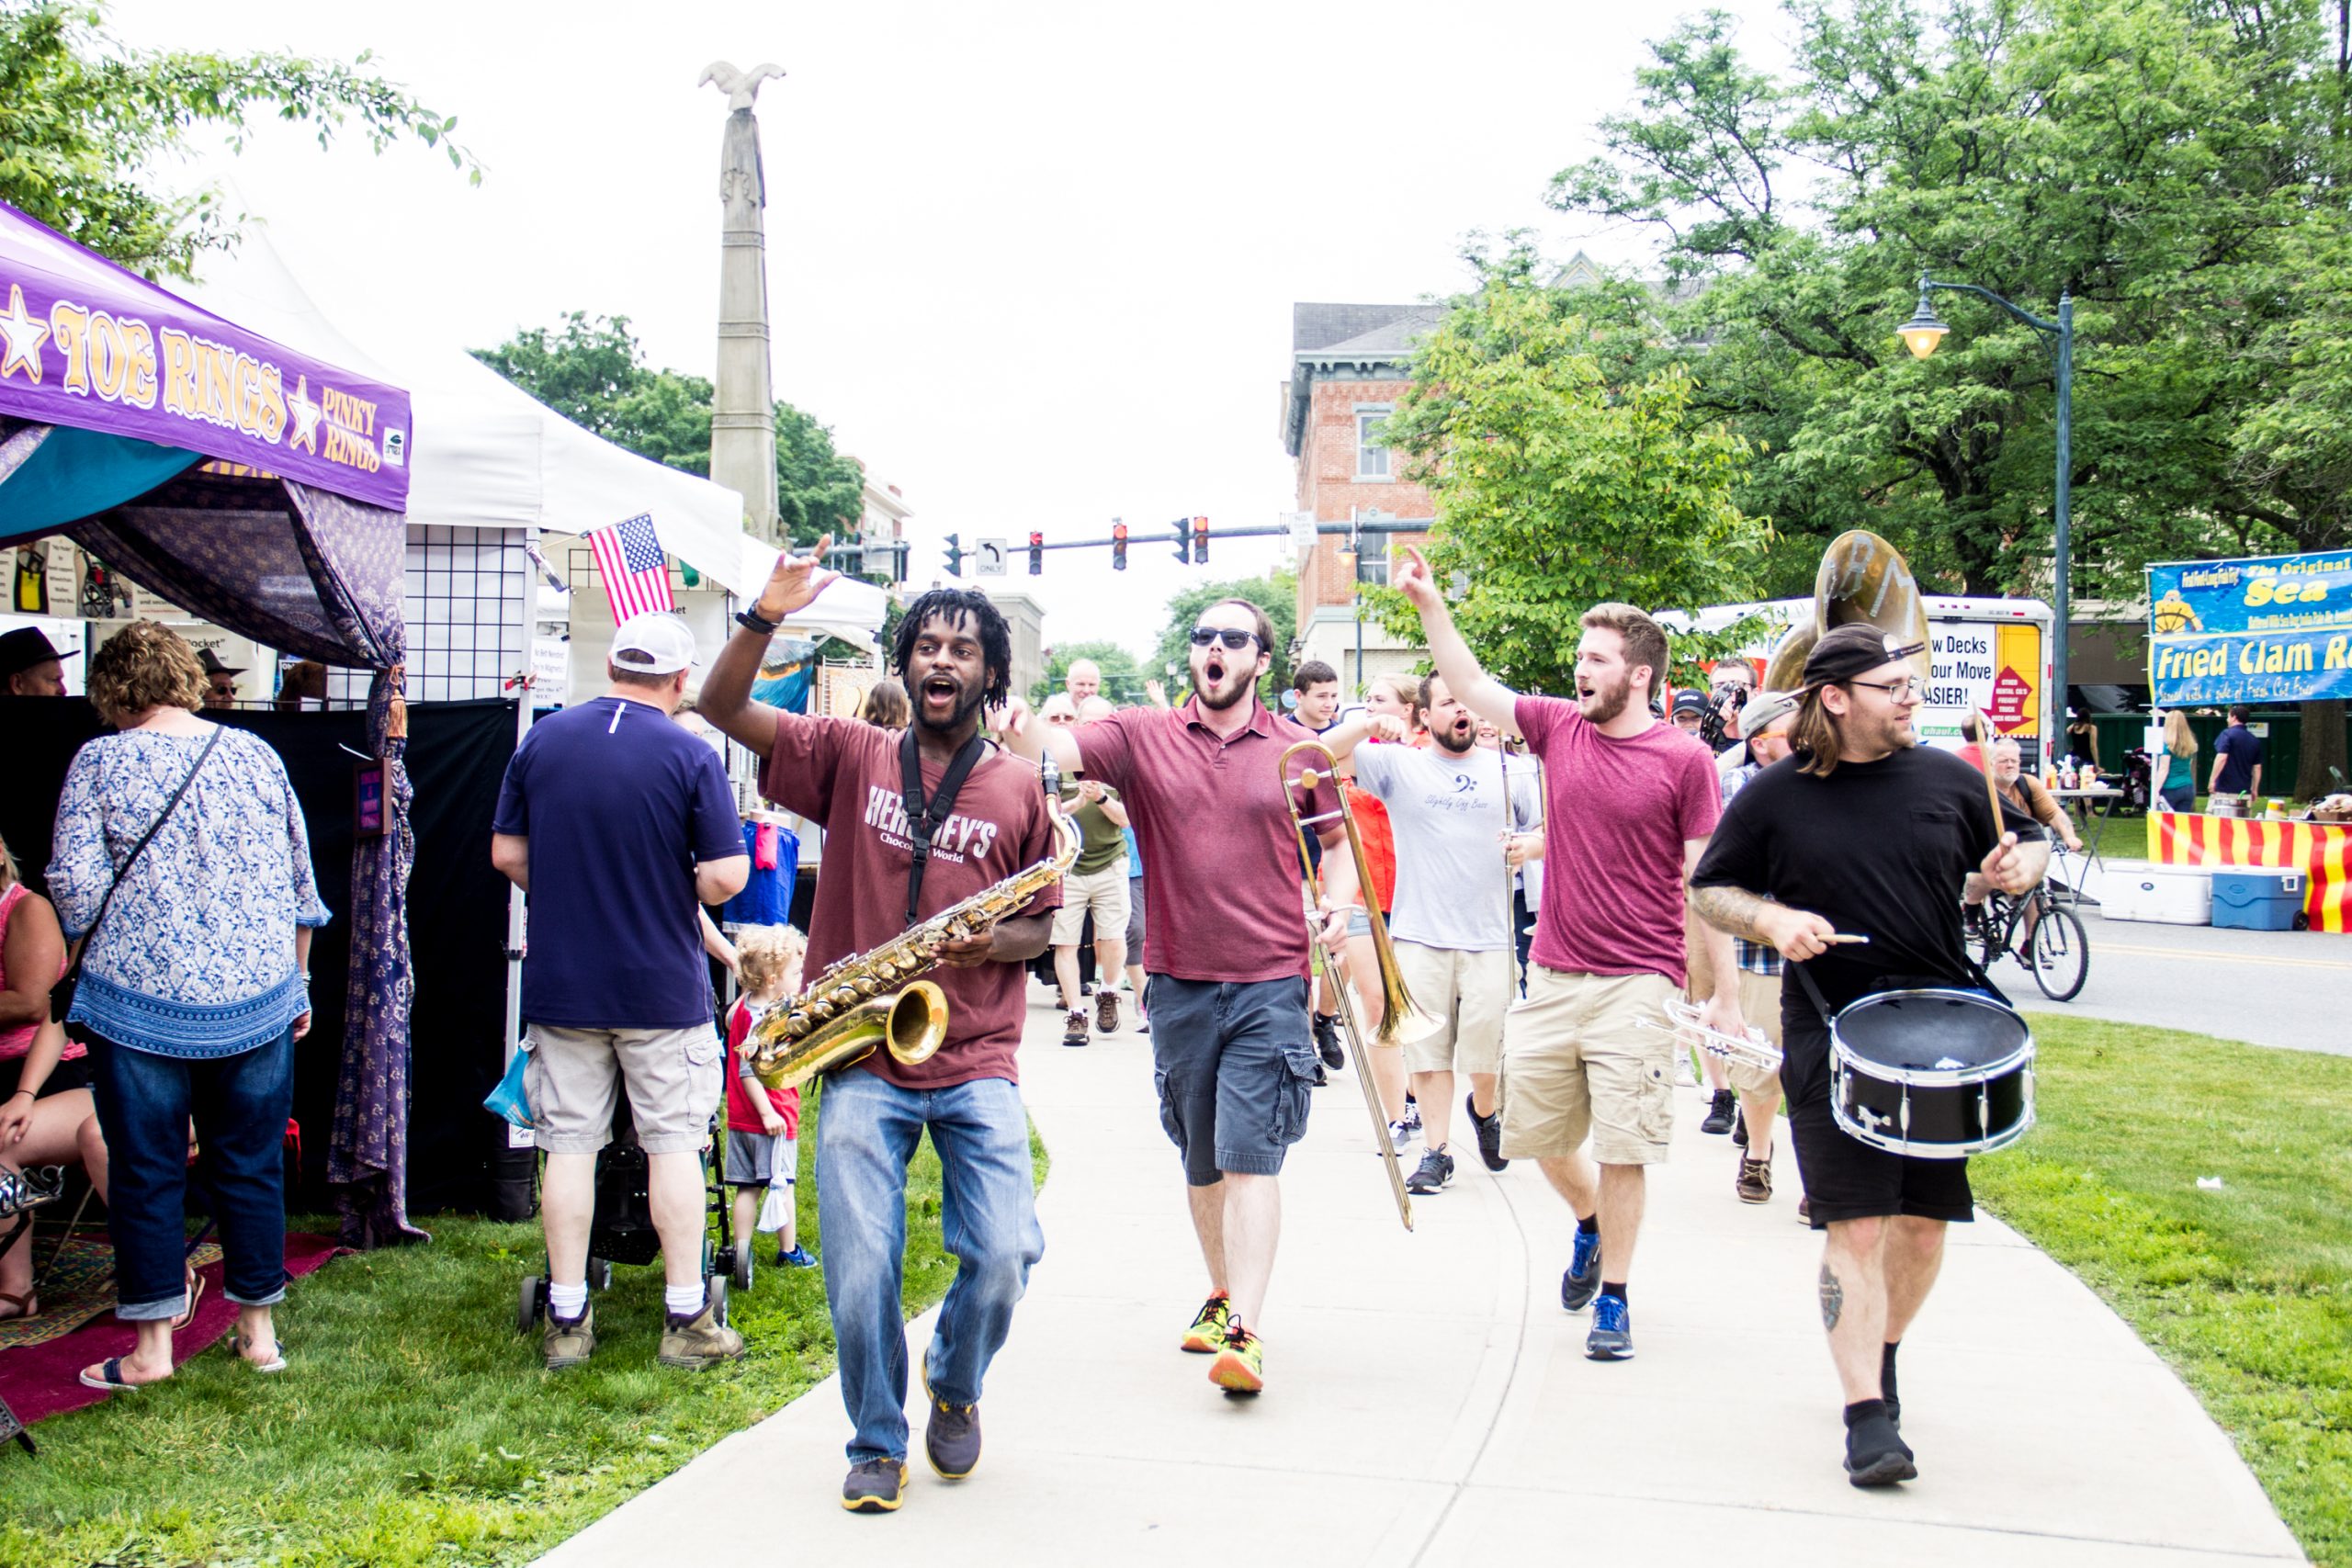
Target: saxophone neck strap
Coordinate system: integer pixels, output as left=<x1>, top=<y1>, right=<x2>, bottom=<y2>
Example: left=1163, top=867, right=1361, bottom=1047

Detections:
left=899, top=727, right=987, bottom=929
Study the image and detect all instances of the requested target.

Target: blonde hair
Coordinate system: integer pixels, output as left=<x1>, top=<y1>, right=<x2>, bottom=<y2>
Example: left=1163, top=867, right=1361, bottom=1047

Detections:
left=2164, top=710, right=2197, bottom=760
left=1366, top=672, right=1422, bottom=724
left=735, top=925, right=807, bottom=996
left=0, top=832, right=17, bottom=896
left=87, top=620, right=205, bottom=727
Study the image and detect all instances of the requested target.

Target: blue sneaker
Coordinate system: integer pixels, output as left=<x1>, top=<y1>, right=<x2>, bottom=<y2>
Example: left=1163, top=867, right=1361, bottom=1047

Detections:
left=1560, top=1229, right=1603, bottom=1312
left=1586, top=1293, right=1634, bottom=1360
left=776, top=1245, right=818, bottom=1269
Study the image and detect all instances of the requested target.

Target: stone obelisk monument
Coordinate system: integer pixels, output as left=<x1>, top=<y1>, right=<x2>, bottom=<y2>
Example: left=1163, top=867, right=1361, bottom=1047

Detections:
left=699, top=60, right=785, bottom=542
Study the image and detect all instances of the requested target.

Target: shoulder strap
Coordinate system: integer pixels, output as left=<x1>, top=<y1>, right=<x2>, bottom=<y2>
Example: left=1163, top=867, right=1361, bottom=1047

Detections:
left=69, top=725, right=224, bottom=964
left=898, top=728, right=987, bottom=929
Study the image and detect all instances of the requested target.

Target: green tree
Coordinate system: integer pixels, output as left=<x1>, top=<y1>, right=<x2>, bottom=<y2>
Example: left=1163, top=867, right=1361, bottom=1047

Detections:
left=1150, top=572, right=1300, bottom=707
left=1367, top=263, right=1772, bottom=696
left=472, top=313, right=865, bottom=547
left=0, top=1, right=481, bottom=278
left=1031, top=640, right=1147, bottom=707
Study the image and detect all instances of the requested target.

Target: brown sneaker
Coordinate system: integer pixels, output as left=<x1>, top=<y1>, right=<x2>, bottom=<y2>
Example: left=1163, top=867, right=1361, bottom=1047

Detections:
left=1062, top=1009, right=1090, bottom=1048
left=657, top=1292, right=746, bottom=1369
left=1095, top=988, right=1121, bottom=1034
left=543, top=1305, right=595, bottom=1370
left=1736, top=1157, right=1773, bottom=1204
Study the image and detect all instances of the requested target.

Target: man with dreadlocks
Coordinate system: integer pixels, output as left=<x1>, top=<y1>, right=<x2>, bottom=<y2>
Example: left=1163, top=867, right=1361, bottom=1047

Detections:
left=703, top=543, right=1062, bottom=1516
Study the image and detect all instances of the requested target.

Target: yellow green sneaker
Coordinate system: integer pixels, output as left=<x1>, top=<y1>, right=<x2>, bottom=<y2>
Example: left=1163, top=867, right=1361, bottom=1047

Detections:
left=1180, top=1291, right=1231, bottom=1354
left=1209, top=1325, right=1264, bottom=1395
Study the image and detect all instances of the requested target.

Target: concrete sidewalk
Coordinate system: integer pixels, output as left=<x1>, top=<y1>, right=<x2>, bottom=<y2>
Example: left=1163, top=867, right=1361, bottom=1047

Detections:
left=539, top=994, right=2306, bottom=1567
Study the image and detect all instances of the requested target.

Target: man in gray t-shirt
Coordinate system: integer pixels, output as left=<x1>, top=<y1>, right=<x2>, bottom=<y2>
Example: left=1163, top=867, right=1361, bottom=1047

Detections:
left=1351, top=674, right=1539, bottom=1193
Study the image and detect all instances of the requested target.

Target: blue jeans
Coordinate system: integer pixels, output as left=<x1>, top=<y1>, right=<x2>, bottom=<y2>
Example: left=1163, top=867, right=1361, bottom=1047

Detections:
left=89, top=1028, right=296, bottom=1322
left=816, top=1068, right=1044, bottom=1463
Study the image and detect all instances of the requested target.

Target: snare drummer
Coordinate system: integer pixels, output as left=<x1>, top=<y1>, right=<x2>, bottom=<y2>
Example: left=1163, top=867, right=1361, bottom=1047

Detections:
left=1690, top=625, right=2047, bottom=1490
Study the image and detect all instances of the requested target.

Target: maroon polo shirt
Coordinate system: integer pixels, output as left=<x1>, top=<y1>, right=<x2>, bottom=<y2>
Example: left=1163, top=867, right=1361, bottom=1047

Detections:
left=1072, top=696, right=1338, bottom=983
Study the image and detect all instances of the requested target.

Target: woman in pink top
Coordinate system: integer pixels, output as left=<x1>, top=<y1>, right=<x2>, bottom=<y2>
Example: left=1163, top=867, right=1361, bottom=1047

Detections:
left=0, top=834, right=108, bottom=1320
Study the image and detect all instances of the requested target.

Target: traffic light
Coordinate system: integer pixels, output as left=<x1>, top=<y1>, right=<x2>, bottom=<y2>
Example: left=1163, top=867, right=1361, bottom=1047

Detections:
left=942, top=532, right=964, bottom=578
left=1028, top=531, right=1045, bottom=575
left=1112, top=521, right=1129, bottom=571
left=1193, top=516, right=1209, bottom=565
left=1170, top=519, right=1191, bottom=564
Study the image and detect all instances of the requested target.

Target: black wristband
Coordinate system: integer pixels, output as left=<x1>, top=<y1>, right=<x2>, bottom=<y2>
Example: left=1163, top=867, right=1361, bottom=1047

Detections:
left=735, top=607, right=780, bottom=637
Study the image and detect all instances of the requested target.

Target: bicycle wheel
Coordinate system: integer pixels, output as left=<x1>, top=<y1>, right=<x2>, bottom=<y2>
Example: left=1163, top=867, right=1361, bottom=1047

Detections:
left=2030, top=904, right=2089, bottom=1002
left=1971, top=895, right=2008, bottom=972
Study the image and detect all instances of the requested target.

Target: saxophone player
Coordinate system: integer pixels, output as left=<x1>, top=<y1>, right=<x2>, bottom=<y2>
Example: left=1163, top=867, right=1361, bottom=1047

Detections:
left=702, top=545, right=1062, bottom=1517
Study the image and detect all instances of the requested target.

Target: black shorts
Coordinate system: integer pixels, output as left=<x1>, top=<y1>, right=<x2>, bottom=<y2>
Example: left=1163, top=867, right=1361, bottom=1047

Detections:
left=0, top=1052, right=92, bottom=1102
left=1781, top=1021, right=1973, bottom=1230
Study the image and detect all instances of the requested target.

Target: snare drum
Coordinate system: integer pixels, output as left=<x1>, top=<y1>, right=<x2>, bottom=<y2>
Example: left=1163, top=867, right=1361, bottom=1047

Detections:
left=1828, top=989, right=2034, bottom=1159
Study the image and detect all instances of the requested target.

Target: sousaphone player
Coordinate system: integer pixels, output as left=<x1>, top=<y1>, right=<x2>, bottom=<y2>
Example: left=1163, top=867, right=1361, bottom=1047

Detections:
left=1690, top=623, right=2047, bottom=1489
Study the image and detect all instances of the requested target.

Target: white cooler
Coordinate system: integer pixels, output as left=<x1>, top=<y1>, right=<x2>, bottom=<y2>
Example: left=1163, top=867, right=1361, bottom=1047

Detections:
left=2102, top=867, right=2212, bottom=925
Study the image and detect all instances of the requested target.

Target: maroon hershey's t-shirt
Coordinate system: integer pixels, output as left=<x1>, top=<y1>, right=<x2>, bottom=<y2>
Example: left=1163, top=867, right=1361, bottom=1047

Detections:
left=1515, top=694, right=1722, bottom=985
left=759, top=716, right=1061, bottom=1088
left=1071, top=697, right=1337, bottom=984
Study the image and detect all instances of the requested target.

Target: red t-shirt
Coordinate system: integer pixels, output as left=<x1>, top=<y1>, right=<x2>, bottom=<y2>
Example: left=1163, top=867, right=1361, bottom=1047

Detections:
left=758, top=716, right=1061, bottom=1088
left=1340, top=782, right=1396, bottom=911
left=724, top=997, right=801, bottom=1137
left=1515, top=694, right=1722, bottom=984
left=1072, top=697, right=1338, bottom=984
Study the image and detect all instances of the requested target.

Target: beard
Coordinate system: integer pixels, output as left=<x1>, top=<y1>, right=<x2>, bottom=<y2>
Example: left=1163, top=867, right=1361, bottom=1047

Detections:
left=1577, top=670, right=1634, bottom=726
left=910, top=669, right=987, bottom=735
left=1431, top=715, right=1476, bottom=754
left=1193, top=653, right=1255, bottom=711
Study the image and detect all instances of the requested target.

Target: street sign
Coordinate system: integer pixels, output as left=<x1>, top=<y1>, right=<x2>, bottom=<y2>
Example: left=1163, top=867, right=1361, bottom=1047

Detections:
left=975, top=537, right=1008, bottom=576
left=1287, top=511, right=1317, bottom=551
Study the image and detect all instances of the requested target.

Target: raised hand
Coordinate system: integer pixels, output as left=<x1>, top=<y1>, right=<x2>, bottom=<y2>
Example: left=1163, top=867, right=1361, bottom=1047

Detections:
left=1394, top=545, right=1442, bottom=612
left=755, top=534, right=839, bottom=622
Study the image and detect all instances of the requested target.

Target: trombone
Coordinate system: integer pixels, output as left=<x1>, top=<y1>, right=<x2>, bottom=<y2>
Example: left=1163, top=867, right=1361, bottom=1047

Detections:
left=1279, top=739, right=1439, bottom=1232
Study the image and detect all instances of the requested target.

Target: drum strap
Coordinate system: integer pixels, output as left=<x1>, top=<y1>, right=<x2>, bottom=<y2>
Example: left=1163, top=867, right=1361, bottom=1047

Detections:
left=1790, top=951, right=2014, bottom=1029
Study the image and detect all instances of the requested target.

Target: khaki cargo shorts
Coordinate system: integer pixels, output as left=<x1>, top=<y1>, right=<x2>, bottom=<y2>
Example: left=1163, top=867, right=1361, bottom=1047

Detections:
left=1725, top=969, right=1785, bottom=1099
left=1394, top=941, right=1513, bottom=1077
left=1498, top=967, right=1679, bottom=1165
left=526, top=1023, right=725, bottom=1156
left=1051, top=860, right=1132, bottom=948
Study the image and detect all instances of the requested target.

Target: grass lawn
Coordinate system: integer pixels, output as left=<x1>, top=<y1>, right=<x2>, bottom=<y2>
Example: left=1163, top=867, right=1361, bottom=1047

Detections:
left=0, top=1084, right=1048, bottom=1568
left=1977, top=1015, right=2352, bottom=1568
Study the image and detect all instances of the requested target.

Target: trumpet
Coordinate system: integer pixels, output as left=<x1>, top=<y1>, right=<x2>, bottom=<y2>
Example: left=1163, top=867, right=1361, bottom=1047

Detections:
left=1280, top=739, right=1438, bottom=1232
left=1635, top=996, right=1784, bottom=1074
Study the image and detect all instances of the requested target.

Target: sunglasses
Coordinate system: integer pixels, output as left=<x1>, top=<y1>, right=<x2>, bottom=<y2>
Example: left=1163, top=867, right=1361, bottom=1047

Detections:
left=1189, top=627, right=1260, bottom=651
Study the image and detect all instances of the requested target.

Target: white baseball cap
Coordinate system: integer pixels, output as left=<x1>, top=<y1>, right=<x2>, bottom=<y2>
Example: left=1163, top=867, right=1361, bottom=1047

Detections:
left=610, top=613, right=697, bottom=676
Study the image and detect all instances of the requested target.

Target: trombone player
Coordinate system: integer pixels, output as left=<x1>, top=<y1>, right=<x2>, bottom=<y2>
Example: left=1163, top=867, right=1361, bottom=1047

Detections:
left=1006, top=597, right=1361, bottom=1399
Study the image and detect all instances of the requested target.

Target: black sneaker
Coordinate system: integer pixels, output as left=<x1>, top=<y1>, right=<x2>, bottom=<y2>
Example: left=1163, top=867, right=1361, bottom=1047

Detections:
left=841, top=1457, right=908, bottom=1512
left=1560, top=1227, right=1603, bottom=1312
left=1732, top=1109, right=1748, bottom=1147
left=922, top=1371, right=981, bottom=1480
left=1465, top=1092, right=1509, bottom=1171
left=1585, top=1292, right=1634, bottom=1360
left=1310, top=1060, right=1329, bottom=1088
left=1701, top=1089, right=1737, bottom=1134
left=1844, top=1411, right=1916, bottom=1487
left=1404, top=1147, right=1455, bottom=1194
left=1313, top=1011, right=1344, bottom=1070
left=1061, top=1009, right=1089, bottom=1048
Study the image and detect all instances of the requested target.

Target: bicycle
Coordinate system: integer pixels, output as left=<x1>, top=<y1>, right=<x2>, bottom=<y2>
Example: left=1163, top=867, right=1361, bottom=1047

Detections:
left=1971, top=879, right=2090, bottom=1002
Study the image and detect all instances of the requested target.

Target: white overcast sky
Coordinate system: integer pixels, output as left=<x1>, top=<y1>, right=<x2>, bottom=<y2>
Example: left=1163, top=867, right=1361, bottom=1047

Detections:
left=108, top=0, right=1789, bottom=662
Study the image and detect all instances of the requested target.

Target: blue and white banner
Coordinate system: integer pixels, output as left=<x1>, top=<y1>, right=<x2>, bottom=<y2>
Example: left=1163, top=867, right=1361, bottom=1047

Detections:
left=2147, top=550, right=2352, bottom=705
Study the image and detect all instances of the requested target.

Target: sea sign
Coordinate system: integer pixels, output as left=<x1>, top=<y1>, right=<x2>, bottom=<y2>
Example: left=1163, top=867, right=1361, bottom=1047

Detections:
left=0, top=236, right=410, bottom=512
left=2149, top=627, right=2352, bottom=706
left=2146, top=550, right=2352, bottom=639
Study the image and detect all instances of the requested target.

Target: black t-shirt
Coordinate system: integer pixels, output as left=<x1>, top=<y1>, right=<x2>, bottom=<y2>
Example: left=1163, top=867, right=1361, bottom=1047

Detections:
left=1690, top=744, right=2042, bottom=1027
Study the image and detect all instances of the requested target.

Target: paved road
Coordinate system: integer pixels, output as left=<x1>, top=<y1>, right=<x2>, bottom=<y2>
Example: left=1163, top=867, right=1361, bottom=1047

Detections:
left=539, top=996, right=2305, bottom=1567
left=2009, top=860, right=2350, bottom=1054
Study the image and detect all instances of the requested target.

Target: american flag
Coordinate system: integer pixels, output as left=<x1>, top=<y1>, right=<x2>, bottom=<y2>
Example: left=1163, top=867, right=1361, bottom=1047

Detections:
left=587, top=513, right=674, bottom=621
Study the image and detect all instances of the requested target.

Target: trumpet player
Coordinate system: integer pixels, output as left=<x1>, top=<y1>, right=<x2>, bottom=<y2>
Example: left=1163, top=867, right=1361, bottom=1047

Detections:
left=1007, top=597, right=1357, bottom=1399
left=1396, top=548, right=1744, bottom=1363
left=703, top=546, right=1062, bottom=1516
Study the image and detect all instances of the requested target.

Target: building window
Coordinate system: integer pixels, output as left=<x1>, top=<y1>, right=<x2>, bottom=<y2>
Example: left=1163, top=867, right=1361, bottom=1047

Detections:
left=1355, top=547, right=1390, bottom=588
left=1355, top=407, right=1391, bottom=480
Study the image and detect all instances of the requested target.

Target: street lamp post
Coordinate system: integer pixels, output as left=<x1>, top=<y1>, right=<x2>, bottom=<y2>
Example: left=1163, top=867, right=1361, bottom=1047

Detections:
left=1899, top=272, right=2076, bottom=738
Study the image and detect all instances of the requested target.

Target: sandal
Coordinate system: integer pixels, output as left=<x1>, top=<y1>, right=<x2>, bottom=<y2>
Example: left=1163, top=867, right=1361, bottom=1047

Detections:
left=167, top=1270, right=206, bottom=1333
left=77, top=1356, right=150, bottom=1393
left=0, top=1290, right=37, bottom=1323
left=225, top=1330, right=287, bottom=1373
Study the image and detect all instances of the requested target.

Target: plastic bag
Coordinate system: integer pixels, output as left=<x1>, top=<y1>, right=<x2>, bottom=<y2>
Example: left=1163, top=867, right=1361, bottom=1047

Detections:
left=482, top=1041, right=533, bottom=1129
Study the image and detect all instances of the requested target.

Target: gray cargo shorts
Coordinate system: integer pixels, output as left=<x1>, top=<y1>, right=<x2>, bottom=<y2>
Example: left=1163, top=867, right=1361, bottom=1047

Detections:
left=1144, top=975, right=1317, bottom=1186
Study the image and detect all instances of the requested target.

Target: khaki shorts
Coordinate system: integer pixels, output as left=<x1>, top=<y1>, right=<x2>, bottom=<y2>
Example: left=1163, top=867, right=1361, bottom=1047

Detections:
left=1727, top=969, right=1784, bottom=1099
left=1394, top=941, right=1513, bottom=1077
left=1499, top=967, right=1679, bottom=1165
left=1051, top=860, right=1131, bottom=948
left=526, top=1023, right=724, bottom=1156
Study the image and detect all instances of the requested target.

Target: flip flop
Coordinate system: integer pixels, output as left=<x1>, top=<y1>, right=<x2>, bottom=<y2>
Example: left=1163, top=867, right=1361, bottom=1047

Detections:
left=167, top=1271, right=206, bottom=1332
left=225, top=1330, right=288, bottom=1373
left=77, top=1357, right=146, bottom=1393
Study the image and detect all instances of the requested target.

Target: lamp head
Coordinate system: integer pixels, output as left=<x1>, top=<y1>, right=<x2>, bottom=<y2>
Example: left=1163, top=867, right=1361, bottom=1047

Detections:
left=1898, top=278, right=1949, bottom=359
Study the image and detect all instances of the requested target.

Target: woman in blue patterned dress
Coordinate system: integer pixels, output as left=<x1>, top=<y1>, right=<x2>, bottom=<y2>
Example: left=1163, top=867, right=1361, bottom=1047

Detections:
left=47, top=621, right=330, bottom=1390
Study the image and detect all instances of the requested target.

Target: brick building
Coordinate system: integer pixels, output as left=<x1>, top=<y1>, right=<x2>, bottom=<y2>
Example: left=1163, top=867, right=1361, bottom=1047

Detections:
left=1279, top=302, right=1441, bottom=694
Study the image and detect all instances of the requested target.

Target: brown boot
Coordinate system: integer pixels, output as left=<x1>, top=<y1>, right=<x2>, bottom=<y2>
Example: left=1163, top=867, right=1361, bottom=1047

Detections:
left=544, top=1305, right=595, bottom=1370
left=657, top=1292, right=745, bottom=1369
left=1736, top=1157, right=1773, bottom=1204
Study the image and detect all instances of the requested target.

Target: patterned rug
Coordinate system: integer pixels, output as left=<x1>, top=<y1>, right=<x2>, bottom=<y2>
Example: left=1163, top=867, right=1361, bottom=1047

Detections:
left=0, top=1236, right=222, bottom=1350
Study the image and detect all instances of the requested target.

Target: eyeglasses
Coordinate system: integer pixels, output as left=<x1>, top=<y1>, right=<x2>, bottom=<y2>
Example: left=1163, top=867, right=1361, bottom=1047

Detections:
left=1189, top=627, right=1260, bottom=651
left=1845, top=676, right=1925, bottom=704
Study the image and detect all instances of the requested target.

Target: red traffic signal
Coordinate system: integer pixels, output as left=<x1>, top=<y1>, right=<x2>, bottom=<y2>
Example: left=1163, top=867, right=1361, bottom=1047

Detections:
left=1112, top=522, right=1129, bottom=571
left=1028, top=531, right=1044, bottom=575
left=1193, top=516, right=1209, bottom=565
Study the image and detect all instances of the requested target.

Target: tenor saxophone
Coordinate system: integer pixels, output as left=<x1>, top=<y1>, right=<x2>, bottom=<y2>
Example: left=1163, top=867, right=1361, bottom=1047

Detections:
left=746, top=810, right=1080, bottom=1089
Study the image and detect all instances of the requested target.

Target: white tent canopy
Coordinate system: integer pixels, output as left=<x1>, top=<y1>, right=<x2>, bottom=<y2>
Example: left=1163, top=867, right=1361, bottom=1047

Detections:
left=184, top=225, right=886, bottom=649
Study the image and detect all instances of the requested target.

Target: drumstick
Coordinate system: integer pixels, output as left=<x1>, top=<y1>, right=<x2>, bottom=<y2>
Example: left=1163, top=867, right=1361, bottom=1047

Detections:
left=1821, top=933, right=1871, bottom=944
left=1973, top=707, right=2007, bottom=831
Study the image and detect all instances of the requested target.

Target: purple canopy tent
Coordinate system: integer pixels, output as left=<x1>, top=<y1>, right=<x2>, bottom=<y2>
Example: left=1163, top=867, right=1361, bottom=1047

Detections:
left=0, top=198, right=424, bottom=1247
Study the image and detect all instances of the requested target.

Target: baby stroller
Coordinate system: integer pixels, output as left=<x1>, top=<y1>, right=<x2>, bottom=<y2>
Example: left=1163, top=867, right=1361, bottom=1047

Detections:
left=514, top=1100, right=746, bottom=1334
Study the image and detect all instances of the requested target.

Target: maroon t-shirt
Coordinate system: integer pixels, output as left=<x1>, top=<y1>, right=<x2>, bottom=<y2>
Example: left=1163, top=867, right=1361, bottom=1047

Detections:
left=1072, top=697, right=1337, bottom=984
left=759, top=716, right=1061, bottom=1088
left=1515, top=694, right=1722, bottom=985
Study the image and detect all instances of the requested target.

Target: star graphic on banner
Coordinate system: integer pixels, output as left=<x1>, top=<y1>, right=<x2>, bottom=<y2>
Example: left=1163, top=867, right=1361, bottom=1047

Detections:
left=0, top=283, right=51, bottom=384
left=287, top=375, right=322, bottom=454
